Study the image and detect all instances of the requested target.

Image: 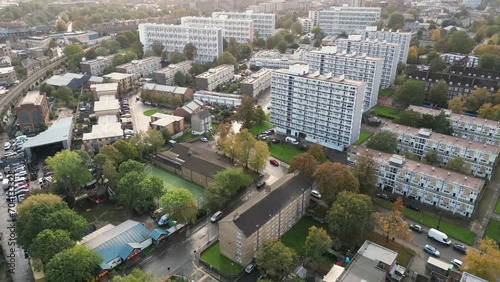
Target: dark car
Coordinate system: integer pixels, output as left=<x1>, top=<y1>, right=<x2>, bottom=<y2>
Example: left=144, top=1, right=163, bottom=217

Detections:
left=406, top=204, right=420, bottom=211
left=452, top=243, right=467, bottom=254
left=256, top=180, right=266, bottom=189
left=377, top=193, right=389, bottom=200
left=269, top=159, right=279, bottom=166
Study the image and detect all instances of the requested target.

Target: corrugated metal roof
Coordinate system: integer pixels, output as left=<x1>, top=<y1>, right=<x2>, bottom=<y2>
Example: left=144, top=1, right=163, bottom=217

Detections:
left=150, top=229, right=168, bottom=240
left=23, top=117, right=73, bottom=149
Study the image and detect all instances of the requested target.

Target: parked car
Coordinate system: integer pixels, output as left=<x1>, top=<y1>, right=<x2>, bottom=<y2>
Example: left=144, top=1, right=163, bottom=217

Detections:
left=269, top=159, right=279, bottom=166
left=256, top=180, right=266, bottom=189
left=210, top=211, right=223, bottom=223
left=451, top=259, right=462, bottom=268
left=200, top=137, right=208, bottom=142
left=406, top=204, right=420, bottom=211
left=409, top=224, right=423, bottom=233
left=424, top=245, right=440, bottom=257
left=376, top=193, right=389, bottom=200
left=285, top=137, right=299, bottom=145
left=144, top=101, right=152, bottom=105
left=452, top=243, right=467, bottom=254
left=245, top=263, right=256, bottom=274
left=124, top=129, right=134, bottom=135
left=311, top=190, right=322, bottom=199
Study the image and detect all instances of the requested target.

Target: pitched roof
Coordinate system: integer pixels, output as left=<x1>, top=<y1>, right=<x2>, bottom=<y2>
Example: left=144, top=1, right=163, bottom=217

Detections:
left=181, top=99, right=204, bottom=114
left=150, top=229, right=168, bottom=240
left=21, top=58, right=39, bottom=69
left=194, top=109, right=210, bottom=119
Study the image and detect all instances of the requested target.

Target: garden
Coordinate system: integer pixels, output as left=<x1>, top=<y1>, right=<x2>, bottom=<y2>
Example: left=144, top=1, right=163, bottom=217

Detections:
left=372, top=105, right=400, bottom=120
left=199, top=242, right=243, bottom=275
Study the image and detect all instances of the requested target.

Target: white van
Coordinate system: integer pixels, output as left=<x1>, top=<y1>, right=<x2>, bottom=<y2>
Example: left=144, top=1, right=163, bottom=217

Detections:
left=428, top=228, right=452, bottom=245
left=285, top=137, right=299, bottom=145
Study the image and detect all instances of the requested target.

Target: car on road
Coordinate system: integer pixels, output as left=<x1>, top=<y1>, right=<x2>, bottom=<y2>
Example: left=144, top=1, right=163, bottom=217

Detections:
left=409, top=224, right=423, bottom=233
left=200, top=137, right=208, bottom=142
left=377, top=193, right=389, bottom=200
left=311, top=190, right=322, bottom=199
left=210, top=211, right=223, bottom=223
left=406, top=204, right=420, bottom=211
left=424, top=245, right=440, bottom=257
left=245, top=263, right=256, bottom=273
left=452, top=243, right=467, bottom=254
left=256, top=180, right=266, bottom=189
left=144, top=101, right=152, bottom=105
left=269, top=159, right=279, bottom=166
left=451, top=259, right=463, bottom=268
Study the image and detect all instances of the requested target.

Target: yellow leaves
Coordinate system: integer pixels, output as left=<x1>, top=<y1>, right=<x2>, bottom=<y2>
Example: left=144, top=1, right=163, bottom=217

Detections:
left=475, top=44, right=500, bottom=56
left=374, top=209, right=412, bottom=242
left=448, top=95, right=466, bottom=114
left=407, top=46, right=419, bottom=64
left=462, top=238, right=500, bottom=281
left=430, top=29, right=441, bottom=41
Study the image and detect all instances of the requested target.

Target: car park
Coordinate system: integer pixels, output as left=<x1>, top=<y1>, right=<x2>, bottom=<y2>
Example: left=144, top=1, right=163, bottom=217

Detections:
left=210, top=211, right=223, bottom=223
left=269, top=159, right=279, bottom=166
left=245, top=263, right=256, bottom=273
left=256, top=180, right=266, bottom=189
left=377, top=193, right=389, bottom=200
left=311, top=190, right=322, bottom=199
left=424, top=245, right=440, bottom=257
left=409, top=224, right=423, bottom=233
left=452, top=243, right=467, bottom=254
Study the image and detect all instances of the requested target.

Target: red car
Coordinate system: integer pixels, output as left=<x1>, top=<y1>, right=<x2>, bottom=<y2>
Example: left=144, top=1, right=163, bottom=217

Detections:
left=269, top=159, right=279, bottom=166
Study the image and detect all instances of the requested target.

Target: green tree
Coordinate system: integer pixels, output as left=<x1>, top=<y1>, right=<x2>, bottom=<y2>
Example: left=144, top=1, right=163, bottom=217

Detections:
left=95, top=47, right=110, bottom=56
left=189, top=62, right=206, bottom=76
left=45, top=245, right=102, bottom=282
left=161, top=189, right=198, bottom=224
left=374, top=197, right=412, bottom=242
left=351, top=154, right=377, bottom=195
left=131, top=41, right=144, bottom=59
left=235, top=129, right=257, bottom=168
left=388, top=13, right=405, bottom=30
left=102, top=39, right=121, bottom=53
left=227, top=38, right=240, bottom=60
left=63, top=44, right=84, bottom=57
left=255, top=240, right=297, bottom=281
left=429, top=58, right=447, bottom=72
left=46, top=150, right=93, bottom=198
left=308, top=143, right=327, bottom=163
left=427, top=80, right=449, bottom=107
left=118, top=160, right=145, bottom=179
left=423, top=150, right=441, bottom=165
left=366, top=131, right=398, bottom=154
left=112, top=139, right=139, bottom=161
left=479, top=53, right=498, bottom=70
left=249, top=140, right=270, bottom=173
left=52, top=85, right=73, bottom=105
left=444, top=157, right=466, bottom=174
left=88, top=13, right=103, bottom=24
left=184, top=43, right=198, bottom=60
left=277, top=41, right=288, bottom=53
left=291, top=21, right=303, bottom=35
left=234, top=96, right=256, bottom=128
left=112, top=268, right=155, bottom=282
left=304, top=226, right=332, bottom=260
left=477, top=103, right=500, bottom=120
left=465, top=88, right=491, bottom=113
left=169, top=49, right=186, bottom=64
left=204, top=168, right=252, bottom=210
left=115, top=34, right=130, bottom=49
left=216, top=51, right=237, bottom=67
left=56, top=18, right=67, bottom=32
left=310, top=26, right=321, bottom=35
left=288, top=153, right=319, bottom=180
left=392, top=80, right=426, bottom=109
left=254, top=107, right=266, bottom=125
left=300, top=37, right=310, bottom=44
left=313, top=162, right=360, bottom=206
left=239, top=43, right=252, bottom=60
left=448, top=95, right=466, bottom=113
left=102, top=158, right=118, bottom=189
left=395, top=109, right=421, bottom=128
left=327, top=191, right=375, bottom=245
left=30, top=229, right=75, bottom=265
left=448, top=30, right=475, bottom=54
left=99, top=144, right=124, bottom=165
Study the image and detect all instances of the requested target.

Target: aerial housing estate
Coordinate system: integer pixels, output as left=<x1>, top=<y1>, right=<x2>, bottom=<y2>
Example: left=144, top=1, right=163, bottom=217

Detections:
left=195, top=64, right=235, bottom=91
left=115, top=57, right=162, bottom=80
left=308, top=5, right=381, bottom=35
left=355, top=26, right=412, bottom=64
left=240, top=68, right=272, bottom=97
left=181, top=16, right=253, bottom=44
left=153, top=61, right=193, bottom=86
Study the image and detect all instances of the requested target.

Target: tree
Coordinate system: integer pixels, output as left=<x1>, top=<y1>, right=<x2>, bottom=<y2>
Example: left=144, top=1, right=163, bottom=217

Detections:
left=308, top=143, right=327, bottom=163
left=46, top=150, right=93, bottom=198
left=129, top=129, right=165, bottom=159
left=134, top=176, right=164, bottom=213
left=448, top=30, right=475, bottom=54
left=45, top=245, right=101, bottom=282
left=52, top=85, right=73, bottom=105
left=462, top=238, right=500, bottom=281
left=430, top=29, right=441, bottom=41
left=313, top=162, right=360, bottom=206
left=204, top=168, right=252, bottom=210
left=116, top=34, right=130, bottom=49
left=277, top=41, right=288, bottom=53
left=17, top=194, right=62, bottom=222
left=220, top=135, right=239, bottom=161
left=375, top=198, right=412, bottom=242
left=95, top=47, right=110, bottom=56
left=465, top=88, right=492, bottom=113
left=255, top=240, right=296, bottom=281
left=88, top=13, right=103, bottom=24
left=56, top=18, right=67, bottom=32
left=423, top=150, right=441, bottom=165
left=99, top=145, right=124, bottom=166
left=161, top=189, right=197, bottom=224
left=131, top=41, right=144, bottom=59
left=30, top=229, right=75, bottom=265
left=239, top=43, right=252, bottom=60
left=300, top=37, right=310, bottom=44
left=234, top=96, right=256, bottom=128
left=392, top=80, right=425, bottom=109
left=184, top=43, right=198, bottom=60
left=351, top=154, right=377, bottom=195
left=310, top=26, right=320, bottom=35
left=427, top=80, right=449, bottom=107
left=448, top=95, right=466, bottom=113
left=215, top=122, right=233, bottom=152
left=113, top=139, right=139, bottom=161
left=407, top=46, right=418, bottom=64
left=444, top=157, right=466, bottom=174
left=235, top=129, right=256, bottom=168
left=395, top=109, right=421, bottom=128
left=477, top=103, right=500, bottom=120
left=291, top=21, right=303, bottom=35
left=429, top=58, right=447, bottom=72
left=388, top=13, right=405, bottom=30
left=169, top=50, right=186, bottom=64
left=112, top=268, right=155, bottom=282
left=254, top=107, right=266, bottom=125
left=249, top=141, right=270, bottom=173
left=102, top=39, right=121, bottom=53
left=288, top=153, right=318, bottom=180
left=216, top=51, right=237, bottom=67
left=227, top=38, right=240, bottom=60
left=304, top=226, right=332, bottom=260
left=102, top=159, right=118, bottom=189
left=366, top=131, right=398, bottom=154
left=479, top=53, right=498, bottom=70
left=327, top=191, right=375, bottom=245
left=63, top=44, right=84, bottom=57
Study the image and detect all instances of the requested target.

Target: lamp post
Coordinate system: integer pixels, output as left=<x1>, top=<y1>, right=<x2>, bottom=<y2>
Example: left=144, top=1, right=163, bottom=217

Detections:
left=437, top=212, right=442, bottom=230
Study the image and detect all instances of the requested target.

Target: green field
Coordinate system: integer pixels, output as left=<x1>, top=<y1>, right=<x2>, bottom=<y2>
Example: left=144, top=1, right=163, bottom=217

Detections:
left=484, top=218, right=500, bottom=242
left=145, top=164, right=205, bottom=203
left=269, top=143, right=304, bottom=163
left=372, top=106, right=400, bottom=119
left=281, top=218, right=327, bottom=256
left=248, top=114, right=273, bottom=135
left=143, top=109, right=165, bottom=116
left=200, top=242, right=243, bottom=275
left=374, top=198, right=475, bottom=245
left=353, top=130, right=373, bottom=145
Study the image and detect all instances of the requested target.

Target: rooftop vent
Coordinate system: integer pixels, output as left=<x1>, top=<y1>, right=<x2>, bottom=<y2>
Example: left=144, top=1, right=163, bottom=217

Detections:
left=464, top=176, right=468, bottom=180
left=432, top=167, right=435, bottom=171
left=389, top=154, right=405, bottom=166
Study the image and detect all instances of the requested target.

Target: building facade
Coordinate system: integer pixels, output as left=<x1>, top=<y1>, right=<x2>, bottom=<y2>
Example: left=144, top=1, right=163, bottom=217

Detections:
left=240, top=68, right=272, bottom=97
left=0, top=43, right=11, bottom=57
left=181, top=16, right=253, bottom=44
left=149, top=113, right=185, bottom=134
left=408, top=106, right=500, bottom=147
left=115, top=57, right=162, bottom=80
left=463, top=0, right=481, bottom=8
left=194, top=91, right=242, bottom=108
left=356, top=26, right=412, bottom=64
left=249, top=50, right=305, bottom=69
left=305, top=46, right=383, bottom=112
left=153, top=61, right=193, bottom=85
left=195, top=64, right=235, bottom=91
left=381, top=122, right=500, bottom=180
left=440, top=53, right=478, bottom=68
left=212, top=11, right=275, bottom=39
left=349, top=147, right=485, bottom=218
left=103, top=73, right=134, bottom=93
left=309, top=6, right=381, bottom=36
left=16, top=91, right=50, bottom=131
left=271, top=64, right=365, bottom=151
left=191, top=110, right=212, bottom=135
left=80, top=55, right=114, bottom=76
left=138, top=24, right=223, bottom=63
left=297, top=17, right=313, bottom=34
left=0, top=66, right=16, bottom=87
left=219, top=173, right=312, bottom=266
left=335, top=35, right=400, bottom=88
left=142, top=83, right=193, bottom=103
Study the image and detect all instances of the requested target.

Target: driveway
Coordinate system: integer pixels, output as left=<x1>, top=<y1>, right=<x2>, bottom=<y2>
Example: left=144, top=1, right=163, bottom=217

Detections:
left=128, top=94, right=154, bottom=133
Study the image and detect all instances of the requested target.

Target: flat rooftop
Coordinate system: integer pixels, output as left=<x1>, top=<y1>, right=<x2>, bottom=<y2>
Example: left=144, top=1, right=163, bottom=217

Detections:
left=196, top=64, right=234, bottom=79
left=194, top=90, right=242, bottom=99
left=274, top=67, right=365, bottom=87
left=94, top=95, right=119, bottom=113
left=143, top=83, right=188, bottom=94
left=150, top=113, right=184, bottom=127
left=309, top=46, right=383, bottom=62
left=91, top=83, right=118, bottom=93
left=154, top=61, right=192, bottom=73
left=103, top=72, right=133, bottom=80
left=83, top=115, right=123, bottom=140
left=240, top=68, right=272, bottom=84
left=408, top=105, right=500, bottom=129
left=20, top=91, right=43, bottom=106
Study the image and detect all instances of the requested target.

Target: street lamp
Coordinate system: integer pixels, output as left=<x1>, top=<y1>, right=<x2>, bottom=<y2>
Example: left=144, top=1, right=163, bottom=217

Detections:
left=437, top=212, right=442, bottom=230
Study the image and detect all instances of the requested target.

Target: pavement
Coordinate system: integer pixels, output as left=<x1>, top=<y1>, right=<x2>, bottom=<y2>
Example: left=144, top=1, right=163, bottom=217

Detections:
left=128, top=93, right=155, bottom=133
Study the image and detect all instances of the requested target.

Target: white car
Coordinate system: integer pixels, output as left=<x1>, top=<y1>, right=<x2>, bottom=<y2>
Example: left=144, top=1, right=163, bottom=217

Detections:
left=311, top=190, right=322, bottom=199
left=200, top=137, right=209, bottom=142
left=451, top=259, right=462, bottom=267
left=3, top=142, right=11, bottom=150
left=124, top=129, right=134, bottom=135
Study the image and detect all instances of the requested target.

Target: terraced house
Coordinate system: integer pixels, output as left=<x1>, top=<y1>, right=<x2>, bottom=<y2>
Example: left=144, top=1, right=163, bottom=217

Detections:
left=381, top=122, right=500, bottom=180
left=349, top=147, right=485, bottom=218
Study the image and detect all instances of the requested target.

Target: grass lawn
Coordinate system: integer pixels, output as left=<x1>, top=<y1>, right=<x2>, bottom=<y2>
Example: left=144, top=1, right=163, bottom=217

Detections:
left=367, top=232, right=415, bottom=267
left=249, top=114, right=273, bottom=135
left=484, top=218, right=500, bottom=242
left=175, top=132, right=195, bottom=142
left=143, top=109, right=165, bottom=116
left=353, top=130, right=373, bottom=145
left=281, top=218, right=328, bottom=256
left=79, top=202, right=129, bottom=227
left=372, top=106, right=400, bottom=120
left=374, top=199, right=475, bottom=245
left=200, top=242, right=243, bottom=275
left=380, top=89, right=395, bottom=97
left=269, top=142, right=303, bottom=163
left=495, top=196, right=500, bottom=214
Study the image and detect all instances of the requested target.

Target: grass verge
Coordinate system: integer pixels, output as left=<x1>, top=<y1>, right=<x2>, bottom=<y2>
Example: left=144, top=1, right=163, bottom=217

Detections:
left=372, top=106, right=400, bottom=119
left=367, top=232, right=415, bottom=267
left=143, top=109, right=165, bottom=116
left=374, top=198, right=475, bottom=245
left=353, top=130, right=373, bottom=145
left=200, top=242, right=243, bottom=275
left=484, top=218, right=500, bottom=242
left=269, top=143, right=303, bottom=163
left=495, top=196, right=500, bottom=214
left=281, top=218, right=327, bottom=256
left=380, top=89, right=395, bottom=97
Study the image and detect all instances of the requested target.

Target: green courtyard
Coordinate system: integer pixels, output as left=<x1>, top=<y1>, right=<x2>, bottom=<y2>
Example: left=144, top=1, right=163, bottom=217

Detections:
left=200, top=242, right=243, bottom=275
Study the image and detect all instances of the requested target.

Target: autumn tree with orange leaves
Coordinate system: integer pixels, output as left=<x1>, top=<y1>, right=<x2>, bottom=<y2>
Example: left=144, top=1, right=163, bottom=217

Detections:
left=375, top=197, right=412, bottom=242
left=462, top=237, right=500, bottom=280
left=288, top=153, right=318, bottom=180
left=313, top=162, right=359, bottom=206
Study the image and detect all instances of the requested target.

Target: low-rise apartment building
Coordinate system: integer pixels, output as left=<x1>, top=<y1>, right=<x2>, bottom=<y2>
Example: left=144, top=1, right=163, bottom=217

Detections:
left=82, top=115, right=123, bottom=154
left=305, top=46, right=383, bottom=112
left=356, top=26, right=412, bottom=64
left=138, top=23, right=223, bottom=63
left=335, top=35, right=400, bottom=88
left=271, top=64, right=365, bottom=151
left=240, top=68, right=272, bottom=97
left=142, top=83, right=193, bottom=103
left=349, top=147, right=485, bottom=218
left=249, top=50, right=305, bottom=69
left=0, top=43, right=11, bottom=57
left=195, top=65, right=235, bottom=91
left=103, top=73, right=134, bottom=94
left=381, top=122, right=500, bottom=180
left=212, top=11, right=275, bottom=39
left=90, top=83, right=119, bottom=100
left=0, top=66, right=16, bottom=87
left=219, top=172, right=312, bottom=266
left=181, top=16, right=253, bottom=44
left=149, top=113, right=184, bottom=134
left=194, top=91, right=242, bottom=108
left=81, top=55, right=114, bottom=76
left=309, top=6, right=381, bottom=36
left=191, top=110, right=211, bottom=135
left=153, top=61, right=193, bottom=85
left=16, top=91, right=50, bottom=131
left=408, top=106, right=500, bottom=147
left=440, top=53, right=478, bottom=68
left=173, top=99, right=204, bottom=118
left=25, top=36, right=51, bottom=49
left=115, top=57, right=162, bottom=80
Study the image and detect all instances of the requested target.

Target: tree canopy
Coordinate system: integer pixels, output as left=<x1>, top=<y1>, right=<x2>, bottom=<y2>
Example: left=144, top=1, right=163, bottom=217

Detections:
left=375, top=197, right=412, bottom=242
left=304, top=226, right=332, bottom=260
left=161, top=189, right=198, bottom=224
left=45, top=245, right=102, bottom=282
left=462, top=237, right=500, bottom=281
left=427, top=80, right=449, bottom=108
left=204, top=168, right=252, bottom=211
left=288, top=152, right=318, bottom=180
left=313, top=162, right=360, bottom=206
left=255, top=240, right=297, bottom=281
left=392, top=80, right=425, bottom=109
left=351, top=154, right=377, bottom=195
left=30, top=229, right=75, bottom=265
left=366, top=131, right=398, bottom=154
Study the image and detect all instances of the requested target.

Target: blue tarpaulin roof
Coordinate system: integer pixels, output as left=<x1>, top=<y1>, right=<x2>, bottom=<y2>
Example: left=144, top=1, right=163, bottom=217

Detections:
left=150, top=229, right=168, bottom=240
